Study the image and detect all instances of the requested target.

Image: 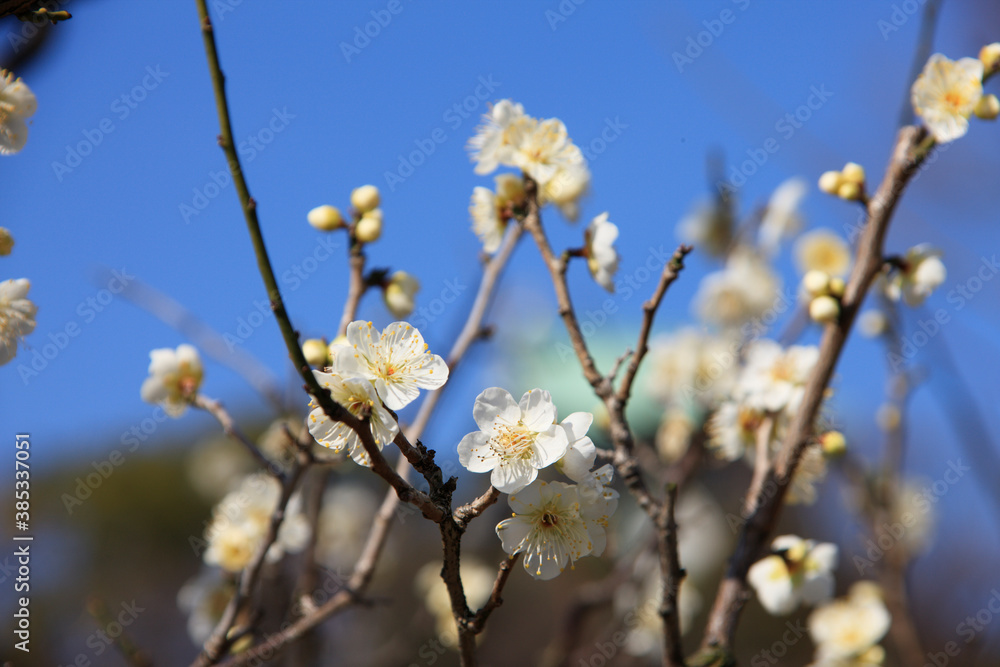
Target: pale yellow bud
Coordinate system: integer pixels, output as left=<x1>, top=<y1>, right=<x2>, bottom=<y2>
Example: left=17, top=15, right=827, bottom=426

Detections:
left=802, top=270, right=831, bottom=296
left=980, top=42, right=1000, bottom=73
left=383, top=270, right=420, bottom=318
left=820, top=431, right=846, bottom=458
left=307, top=205, right=344, bottom=231
left=355, top=209, right=382, bottom=243
left=809, top=295, right=840, bottom=324
left=0, top=227, right=13, bottom=256
left=302, top=338, right=330, bottom=367
left=818, top=170, right=843, bottom=195
left=828, top=277, right=846, bottom=297
left=841, top=162, right=865, bottom=184
left=974, top=94, right=1000, bottom=120
left=350, top=185, right=381, bottom=213
left=837, top=180, right=862, bottom=201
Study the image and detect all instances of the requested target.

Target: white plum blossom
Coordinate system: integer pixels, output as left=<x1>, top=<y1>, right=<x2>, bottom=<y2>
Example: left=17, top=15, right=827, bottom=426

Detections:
left=694, top=248, right=781, bottom=329
left=140, top=344, right=204, bottom=417
left=646, top=328, right=738, bottom=407
left=737, top=340, right=819, bottom=413
left=795, top=229, right=852, bottom=277
left=457, top=387, right=569, bottom=494
left=496, top=479, right=599, bottom=580
left=468, top=99, right=527, bottom=175
left=808, top=582, right=890, bottom=665
left=886, top=244, right=947, bottom=306
left=584, top=212, right=619, bottom=292
left=758, top=178, right=808, bottom=254
left=332, top=320, right=448, bottom=410
left=0, top=70, right=37, bottom=155
left=556, top=411, right=619, bottom=550
left=507, top=116, right=585, bottom=188
left=706, top=400, right=766, bottom=461
left=911, top=54, right=984, bottom=143
left=307, top=370, right=400, bottom=466
left=747, top=535, right=838, bottom=615
left=0, top=278, right=37, bottom=366
left=540, top=162, right=590, bottom=222
left=469, top=186, right=505, bottom=253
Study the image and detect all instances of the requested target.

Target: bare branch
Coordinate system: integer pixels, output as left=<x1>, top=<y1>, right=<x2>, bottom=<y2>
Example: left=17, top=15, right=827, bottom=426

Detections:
left=454, top=486, right=501, bottom=529
left=659, top=484, right=686, bottom=667
left=469, top=554, right=521, bottom=633
left=194, top=395, right=280, bottom=476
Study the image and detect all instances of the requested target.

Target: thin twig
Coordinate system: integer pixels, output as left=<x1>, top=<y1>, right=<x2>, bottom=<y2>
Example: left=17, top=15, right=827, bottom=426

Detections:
left=454, top=486, right=501, bottom=529
left=87, top=597, right=153, bottom=667
left=194, top=395, right=280, bottom=476
left=742, top=416, right=773, bottom=517
left=659, top=484, right=686, bottom=667
left=337, top=246, right=366, bottom=338
left=468, top=553, right=521, bottom=633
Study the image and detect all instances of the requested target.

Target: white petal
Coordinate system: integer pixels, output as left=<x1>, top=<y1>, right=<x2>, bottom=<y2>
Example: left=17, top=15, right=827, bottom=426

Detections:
left=457, top=432, right=495, bottom=472
left=531, top=427, right=570, bottom=469
left=519, top=388, right=557, bottom=431
left=492, top=459, right=536, bottom=494
left=496, top=516, right=531, bottom=555
left=472, top=387, right=520, bottom=431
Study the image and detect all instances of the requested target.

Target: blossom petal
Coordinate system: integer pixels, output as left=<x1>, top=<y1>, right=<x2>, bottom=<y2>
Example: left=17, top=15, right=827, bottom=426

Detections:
left=472, top=387, right=520, bottom=431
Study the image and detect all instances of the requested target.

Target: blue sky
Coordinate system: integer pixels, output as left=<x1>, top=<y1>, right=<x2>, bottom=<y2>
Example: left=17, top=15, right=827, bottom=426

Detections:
left=3, top=0, right=1000, bottom=610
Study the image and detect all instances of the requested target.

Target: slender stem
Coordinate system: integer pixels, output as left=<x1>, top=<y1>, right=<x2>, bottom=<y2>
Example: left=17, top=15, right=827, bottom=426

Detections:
left=194, top=395, right=279, bottom=475
left=469, top=553, right=521, bottom=633
left=659, top=485, right=686, bottom=667
left=337, top=245, right=366, bottom=338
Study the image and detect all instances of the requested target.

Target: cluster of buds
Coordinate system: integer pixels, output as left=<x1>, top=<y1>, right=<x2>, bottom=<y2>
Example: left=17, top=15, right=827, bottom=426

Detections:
left=307, top=184, right=383, bottom=243
left=818, top=162, right=866, bottom=202
left=802, top=269, right=845, bottom=324
left=973, top=41, right=1000, bottom=119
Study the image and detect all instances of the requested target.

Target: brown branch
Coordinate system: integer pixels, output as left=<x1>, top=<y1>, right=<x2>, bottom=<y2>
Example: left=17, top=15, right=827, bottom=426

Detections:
left=454, top=486, right=501, bottom=529
left=87, top=596, right=153, bottom=667
left=468, top=553, right=521, bottom=633
left=697, top=124, right=934, bottom=657
left=742, top=416, right=773, bottom=517
left=337, top=245, right=366, bottom=338
left=659, top=484, right=686, bottom=667
left=194, top=395, right=280, bottom=475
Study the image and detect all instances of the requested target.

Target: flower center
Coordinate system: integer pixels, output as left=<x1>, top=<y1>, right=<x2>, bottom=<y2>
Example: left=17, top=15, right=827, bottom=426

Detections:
left=541, top=512, right=558, bottom=528
left=490, top=422, right=536, bottom=460
left=943, top=90, right=967, bottom=112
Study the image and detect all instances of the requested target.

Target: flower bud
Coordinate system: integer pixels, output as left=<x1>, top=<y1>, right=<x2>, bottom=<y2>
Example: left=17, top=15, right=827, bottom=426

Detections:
left=837, top=181, right=862, bottom=201
left=0, top=227, right=13, bottom=256
left=809, top=295, right=840, bottom=324
left=355, top=209, right=383, bottom=243
left=302, top=338, right=330, bottom=367
left=841, top=162, right=865, bottom=184
left=818, top=170, right=842, bottom=195
left=383, top=270, right=420, bottom=318
left=980, top=42, right=1000, bottom=73
left=350, top=185, right=380, bottom=213
left=820, top=431, right=846, bottom=458
left=307, top=205, right=344, bottom=231
left=828, top=277, right=846, bottom=297
left=802, top=270, right=831, bottom=297
left=974, top=94, right=1000, bottom=120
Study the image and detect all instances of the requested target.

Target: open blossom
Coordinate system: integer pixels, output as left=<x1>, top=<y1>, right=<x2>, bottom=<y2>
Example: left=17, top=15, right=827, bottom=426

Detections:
left=911, top=53, right=984, bottom=143
left=307, top=370, right=399, bottom=466
left=458, top=387, right=569, bottom=493
left=795, top=229, right=852, bottom=277
left=584, top=212, right=619, bottom=292
left=140, top=344, right=203, bottom=416
left=468, top=99, right=527, bottom=175
left=496, top=480, right=598, bottom=580
left=646, top=328, right=737, bottom=407
left=0, top=70, right=37, bottom=155
left=694, top=248, right=780, bottom=329
left=808, top=582, right=890, bottom=665
left=203, top=474, right=310, bottom=572
left=885, top=244, right=946, bottom=306
left=758, top=178, right=807, bottom=254
left=556, top=412, right=619, bottom=534
left=506, top=116, right=585, bottom=187
left=747, top=535, right=838, bottom=615
left=539, top=162, right=590, bottom=222
left=332, top=320, right=448, bottom=411
left=737, top=340, right=819, bottom=413
left=0, top=278, right=37, bottom=366
left=706, top=400, right=766, bottom=461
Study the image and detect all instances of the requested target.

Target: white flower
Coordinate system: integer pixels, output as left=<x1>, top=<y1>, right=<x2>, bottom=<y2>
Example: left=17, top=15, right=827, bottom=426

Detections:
left=332, top=320, right=448, bottom=411
left=469, top=186, right=506, bottom=253
left=178, top=570, right=234, bottom=646
left=758, top=178, right=807, bottom=254
left=203, top=474, right=310, bottom=572
left=809, top=582, right=890, bottom=662
left=886, top=244, right=946, bottom=306
left=795, top=230, right=852, bottom=277
left=0, top=278, right=36, bottom=366
left=140, top=344, right=203, bottom=417
left=694, top=248, right=781, bottom=328
left=747, top=535, right=838, bottom=615
left=706, top=400, right=766, bottom=461
left=677, top=197, right=733, bottom=258
left=585, top=212, right=619, bottom=292
left=911, top=54, right=984, bottom=143
left=468, top=99, right=527, bottom=175
left=507, top=116, right=585, bottom=188
left=383, top=270, right=420, bottom=319
left=737, top=340, right=819, bottom=413
left=540, top=163, right=590, bottom=222
left=458, top=387, right=569, bottom=494
left=307, top=370, right=399, bottom=466
left=496, top=480, right=598, bottom=580
left=0, top=70, right=37, bottom=155
left=646, top=328, right=737, bottom=407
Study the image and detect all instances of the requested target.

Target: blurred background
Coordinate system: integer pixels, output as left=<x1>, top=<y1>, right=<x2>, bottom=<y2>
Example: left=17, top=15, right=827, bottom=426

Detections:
left=2, top=1, right=999, bottom=665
